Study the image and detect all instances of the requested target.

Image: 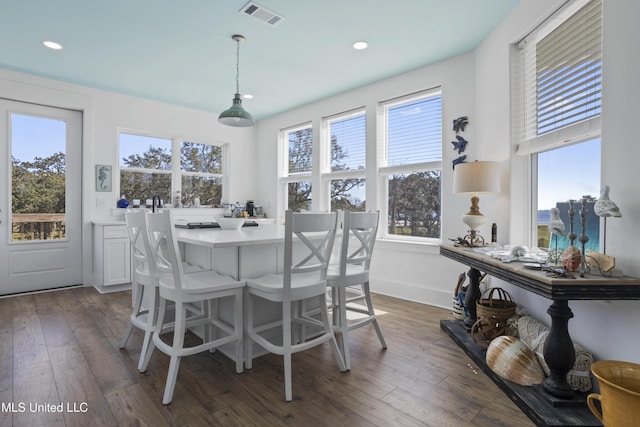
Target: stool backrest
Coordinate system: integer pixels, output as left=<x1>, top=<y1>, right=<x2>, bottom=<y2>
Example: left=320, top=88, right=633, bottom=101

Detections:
left=337, top=211, right=379, bottom=277
left=284, top=210, right=338, bottom=290
left=146, top=210, right=185, bottom=292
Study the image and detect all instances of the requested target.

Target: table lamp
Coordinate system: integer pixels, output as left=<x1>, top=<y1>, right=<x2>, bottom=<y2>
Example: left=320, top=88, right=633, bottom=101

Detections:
left=453, top=161, right=500, bottom=247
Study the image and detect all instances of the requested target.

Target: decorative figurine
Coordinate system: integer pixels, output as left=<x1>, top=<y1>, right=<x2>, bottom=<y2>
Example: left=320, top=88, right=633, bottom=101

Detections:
left=594, top=184, right=622, bottom=254
left=453, top=116, right=469, bottom=133
left=548, top=207, right=566, bottom=265
left=452, top=155, right=467, bottom=169
left=594, top=185, right=622, bottom=218
left=451, top=135, right=468, bottom=154
left=559, top=200, right=580, bottom=272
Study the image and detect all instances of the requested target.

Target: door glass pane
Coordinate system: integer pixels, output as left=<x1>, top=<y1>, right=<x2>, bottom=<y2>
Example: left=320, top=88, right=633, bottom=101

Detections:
left=11, top=114, right=67, bottom=241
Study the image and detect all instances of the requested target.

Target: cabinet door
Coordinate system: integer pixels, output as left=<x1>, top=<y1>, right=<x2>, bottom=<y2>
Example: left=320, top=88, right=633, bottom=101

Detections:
left=104, top=238, right=131, bottom=286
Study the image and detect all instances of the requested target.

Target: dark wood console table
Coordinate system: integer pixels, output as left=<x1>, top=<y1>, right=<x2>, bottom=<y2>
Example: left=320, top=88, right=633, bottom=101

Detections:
left=440, top=244, right=640, bottom=426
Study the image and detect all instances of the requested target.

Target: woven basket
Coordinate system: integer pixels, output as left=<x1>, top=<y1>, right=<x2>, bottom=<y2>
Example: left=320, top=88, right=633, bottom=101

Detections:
left=471, top=316, right=507, bottom=346
left=476, top=287, right=517, bottom=323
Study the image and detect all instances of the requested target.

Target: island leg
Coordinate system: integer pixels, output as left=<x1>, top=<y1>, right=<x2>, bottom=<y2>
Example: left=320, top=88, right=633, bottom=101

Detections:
left=542, top=299, right=576, bottom=399
left=463, top=267, right=483, bottom=330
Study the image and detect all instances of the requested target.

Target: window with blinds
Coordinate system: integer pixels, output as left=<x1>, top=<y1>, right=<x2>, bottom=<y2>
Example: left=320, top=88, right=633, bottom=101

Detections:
left=383, top=93, right=442, bottom=168
left=517, top=0, right=602, bottom=153
left=287, top=125, right=313, bottom=175
left=378, top=88, right=442, bottom=239
left=328, top=111, right=366, bottom=172
left=281, top=123, right=313, bottom=212
left=324, top=110, right=367, bottom=212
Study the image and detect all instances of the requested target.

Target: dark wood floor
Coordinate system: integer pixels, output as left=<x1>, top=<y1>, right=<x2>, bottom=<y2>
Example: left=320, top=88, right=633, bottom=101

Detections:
left=0, top=286, right=534, bottom=427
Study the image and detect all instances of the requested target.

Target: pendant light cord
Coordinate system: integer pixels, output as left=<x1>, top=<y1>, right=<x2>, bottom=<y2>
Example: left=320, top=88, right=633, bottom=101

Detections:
left=235, top=39, right=240, bottom=94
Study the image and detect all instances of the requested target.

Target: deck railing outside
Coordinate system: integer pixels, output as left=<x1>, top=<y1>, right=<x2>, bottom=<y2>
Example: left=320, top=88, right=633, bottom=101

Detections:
left=11, top=213, right=66, bottom=241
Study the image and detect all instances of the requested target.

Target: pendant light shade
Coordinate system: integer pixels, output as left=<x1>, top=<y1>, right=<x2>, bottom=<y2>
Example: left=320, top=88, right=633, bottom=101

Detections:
left=219, top=35, right=255, bottom=127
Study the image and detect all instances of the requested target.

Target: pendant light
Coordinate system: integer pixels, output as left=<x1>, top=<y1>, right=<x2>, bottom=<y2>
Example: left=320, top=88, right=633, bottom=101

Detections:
left=218, top=34, right=255, bottom=127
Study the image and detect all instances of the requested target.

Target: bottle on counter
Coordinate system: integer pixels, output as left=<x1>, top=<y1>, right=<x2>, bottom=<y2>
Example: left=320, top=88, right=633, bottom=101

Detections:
left=491, top=223, right=497, bottom=244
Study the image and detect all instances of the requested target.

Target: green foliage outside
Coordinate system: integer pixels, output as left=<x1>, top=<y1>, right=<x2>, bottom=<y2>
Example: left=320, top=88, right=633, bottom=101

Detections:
left=119, top=142, right=223, bottom=206
left=12, top=153, right=66, bottom=240
left=287, top=129, right=441, bottom=237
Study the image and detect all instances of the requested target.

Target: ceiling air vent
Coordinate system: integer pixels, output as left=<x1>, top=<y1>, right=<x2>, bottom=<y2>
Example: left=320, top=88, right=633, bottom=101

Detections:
left=240, top=1, right=285, bottom=26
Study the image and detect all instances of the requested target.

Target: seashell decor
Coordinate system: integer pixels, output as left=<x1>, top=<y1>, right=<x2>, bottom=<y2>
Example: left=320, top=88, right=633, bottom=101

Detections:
left=486, top=335, right=545, bottom=386
left=561, top=245, right=582, bottom=272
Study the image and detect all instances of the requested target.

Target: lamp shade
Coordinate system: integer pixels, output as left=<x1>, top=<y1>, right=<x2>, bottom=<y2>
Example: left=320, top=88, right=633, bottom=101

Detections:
left=453, top=161, right=500, bottom=194
left=218, top=94, right=255, bottom=127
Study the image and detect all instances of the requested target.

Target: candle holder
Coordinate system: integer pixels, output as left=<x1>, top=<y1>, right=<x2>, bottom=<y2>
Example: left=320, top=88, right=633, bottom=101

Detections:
left=578, top=198, right=590, bottom=277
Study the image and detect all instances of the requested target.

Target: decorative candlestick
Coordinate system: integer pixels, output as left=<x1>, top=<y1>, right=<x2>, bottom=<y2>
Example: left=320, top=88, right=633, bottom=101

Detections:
left=578, top=198, right=589, bottom=277
left=567, top=200, right=577, bottom=246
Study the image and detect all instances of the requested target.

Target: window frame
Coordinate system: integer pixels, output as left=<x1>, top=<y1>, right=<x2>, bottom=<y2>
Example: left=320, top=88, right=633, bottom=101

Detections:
left=376, top=88, right=443, bottom=243
left=320, top=108, right=367, bottom=212
left=118, top=129, right=229, bottom=207
left=278, top=122, right=314, bottom=213
left=511, top=0, right=603, bottom=248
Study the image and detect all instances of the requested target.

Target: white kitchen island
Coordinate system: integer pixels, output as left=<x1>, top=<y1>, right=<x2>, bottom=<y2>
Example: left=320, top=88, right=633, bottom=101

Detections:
left=173, top=221, right=328, bottom=363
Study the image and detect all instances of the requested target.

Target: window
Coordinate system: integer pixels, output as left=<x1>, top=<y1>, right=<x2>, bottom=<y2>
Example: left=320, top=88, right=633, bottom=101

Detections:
left=119, top=132, right=226, bottom=207
left=323, top=110, right=366, bottom=212
left=536, top=139, right=600, bottom=253
left=514, top=0, right=602, bottom=249
left=517, top=0, right=602, bottom=154
left=378, top=89, right=442, bottom=239
left=280, top=124, right=313, bottom=212
left=179, top=141, right=223, bottom=207
left=119, top=133, right=172, bottom=204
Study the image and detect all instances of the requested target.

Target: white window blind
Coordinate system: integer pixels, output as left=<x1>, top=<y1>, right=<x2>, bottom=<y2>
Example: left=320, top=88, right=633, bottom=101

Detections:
left=517, top=0, right=602, bottom=154
left=381, top=91, right=442, bottom=170
left=286, top=125, right=313, bottom=175
left=328, top=112, right=366, bottom=172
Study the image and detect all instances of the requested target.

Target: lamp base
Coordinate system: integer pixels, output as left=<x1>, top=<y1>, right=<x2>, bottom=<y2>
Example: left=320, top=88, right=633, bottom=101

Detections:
left=462, top=230, right=485, bottom=248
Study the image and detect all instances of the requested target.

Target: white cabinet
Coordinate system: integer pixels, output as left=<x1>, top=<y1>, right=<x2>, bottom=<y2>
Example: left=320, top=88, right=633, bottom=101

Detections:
left=93, top=223, right=131, bottom=291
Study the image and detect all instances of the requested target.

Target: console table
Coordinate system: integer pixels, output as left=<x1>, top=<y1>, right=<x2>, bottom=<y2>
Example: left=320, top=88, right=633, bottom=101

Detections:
left=440, top=244, right=640, bottom=425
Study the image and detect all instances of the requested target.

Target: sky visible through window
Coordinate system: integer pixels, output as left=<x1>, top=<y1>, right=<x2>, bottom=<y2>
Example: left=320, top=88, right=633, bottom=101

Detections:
left=119, top=133, right=172, bottom=167
left=537, top=138, right=601, bottom=211
left=13, top=115, right=600, bottom=216
left=11, top=114, right=65, bottom=162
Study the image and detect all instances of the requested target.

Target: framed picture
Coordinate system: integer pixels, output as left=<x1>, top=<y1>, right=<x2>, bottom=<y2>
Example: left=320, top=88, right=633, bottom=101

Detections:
left=96, top=165, right=112, bottom=192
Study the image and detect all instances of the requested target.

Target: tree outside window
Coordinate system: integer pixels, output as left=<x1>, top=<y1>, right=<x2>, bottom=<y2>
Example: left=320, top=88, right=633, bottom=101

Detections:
left=119, top=133, right=225, bottom=207
left=380, top=90, right=442, bottom=239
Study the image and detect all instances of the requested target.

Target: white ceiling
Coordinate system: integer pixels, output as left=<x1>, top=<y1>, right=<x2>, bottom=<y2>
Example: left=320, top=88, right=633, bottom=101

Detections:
left=0, top=0, right=520, bottom=121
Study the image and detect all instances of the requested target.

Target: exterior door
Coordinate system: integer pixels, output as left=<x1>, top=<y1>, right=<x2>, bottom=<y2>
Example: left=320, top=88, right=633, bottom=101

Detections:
left=0, top=99, right=82, bottom=295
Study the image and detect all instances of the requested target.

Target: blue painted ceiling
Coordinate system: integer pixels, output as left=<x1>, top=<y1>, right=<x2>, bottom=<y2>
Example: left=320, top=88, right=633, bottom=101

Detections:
left=0, top=0, right=520, bottom=121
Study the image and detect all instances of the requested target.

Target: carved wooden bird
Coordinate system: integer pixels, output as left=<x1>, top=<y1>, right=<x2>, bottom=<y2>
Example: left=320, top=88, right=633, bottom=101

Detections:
left=548, top=207, right=566, bottom=237
left=594, top=185, right=622, bottom=217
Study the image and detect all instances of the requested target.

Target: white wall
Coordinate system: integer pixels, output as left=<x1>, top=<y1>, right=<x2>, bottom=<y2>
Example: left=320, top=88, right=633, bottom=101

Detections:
left=257, top=0, right=640, bottom=364
left=255, top=51, right=479, bottom=308
left=475, top=0, right=640, bottom=363
left=0, top=69, right=257, bottom=287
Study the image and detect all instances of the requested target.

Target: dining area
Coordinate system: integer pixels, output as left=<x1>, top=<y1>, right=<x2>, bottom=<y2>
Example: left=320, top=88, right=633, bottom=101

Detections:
left=0, top=250, right=534, bottom=426
left=118, top=208, right=387, bottom=405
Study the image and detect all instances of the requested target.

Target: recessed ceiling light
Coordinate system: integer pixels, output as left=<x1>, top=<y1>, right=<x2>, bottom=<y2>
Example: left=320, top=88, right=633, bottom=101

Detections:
left=352, top=41, right=368, bottom=50
left=242, top=94, right=254, bottom=99
left=42, top=40, right=63, bottom=50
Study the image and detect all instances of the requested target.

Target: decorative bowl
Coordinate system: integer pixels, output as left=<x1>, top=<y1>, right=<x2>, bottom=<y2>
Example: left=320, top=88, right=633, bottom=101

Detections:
left=216, top=217, right=245, bottom=230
